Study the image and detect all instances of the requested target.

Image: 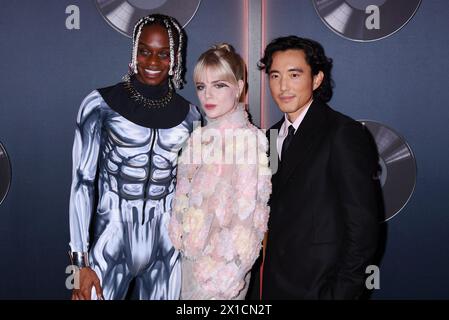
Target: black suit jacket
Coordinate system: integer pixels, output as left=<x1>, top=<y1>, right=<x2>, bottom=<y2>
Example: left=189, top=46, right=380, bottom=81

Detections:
left=256, top=100, right=382, bottom=300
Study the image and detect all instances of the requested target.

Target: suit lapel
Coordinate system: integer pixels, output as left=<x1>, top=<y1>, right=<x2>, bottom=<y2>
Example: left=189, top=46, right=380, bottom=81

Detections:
left=278, top=100, right=329, bottom=188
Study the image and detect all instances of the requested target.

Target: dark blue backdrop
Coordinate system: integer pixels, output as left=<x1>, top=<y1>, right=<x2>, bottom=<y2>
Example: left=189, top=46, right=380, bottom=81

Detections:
left=0, top=0, right=447, bottom=299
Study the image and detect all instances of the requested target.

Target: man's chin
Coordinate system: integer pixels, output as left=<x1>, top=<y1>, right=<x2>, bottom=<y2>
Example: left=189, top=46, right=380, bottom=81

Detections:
left=278, top=106, right=295, bottom=114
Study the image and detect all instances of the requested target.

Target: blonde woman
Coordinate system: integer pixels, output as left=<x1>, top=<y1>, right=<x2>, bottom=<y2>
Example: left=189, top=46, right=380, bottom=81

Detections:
left=169, top=44, right=271, bottom=300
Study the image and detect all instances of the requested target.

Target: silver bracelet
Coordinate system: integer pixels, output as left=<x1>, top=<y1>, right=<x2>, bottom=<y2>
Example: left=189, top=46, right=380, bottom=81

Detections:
left=69, top=251, right=90, bottom=268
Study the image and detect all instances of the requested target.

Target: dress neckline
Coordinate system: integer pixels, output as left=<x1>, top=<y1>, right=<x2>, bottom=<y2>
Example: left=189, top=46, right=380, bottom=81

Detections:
left=205, top=103, right=249, bottom=130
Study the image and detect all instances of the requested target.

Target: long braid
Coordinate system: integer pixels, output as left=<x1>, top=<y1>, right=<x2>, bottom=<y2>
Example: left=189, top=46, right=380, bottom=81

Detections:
left=163, top=18, right=175, bottom=77
left=169, top=17, right=184, bottom=89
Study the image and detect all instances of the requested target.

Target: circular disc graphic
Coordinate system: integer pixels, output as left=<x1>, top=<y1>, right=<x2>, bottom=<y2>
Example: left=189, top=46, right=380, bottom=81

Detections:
left=0, top=141, right=12, bottom=205
left=312, top=0, right=421, bottom=42
left=95, top=0, right=202, bottom=37
left=359, top=120, right=416, bottom=221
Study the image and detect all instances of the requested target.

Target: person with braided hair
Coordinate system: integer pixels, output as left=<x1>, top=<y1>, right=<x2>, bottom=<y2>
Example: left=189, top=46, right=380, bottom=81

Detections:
left=68, top=14, right=201, bottom=300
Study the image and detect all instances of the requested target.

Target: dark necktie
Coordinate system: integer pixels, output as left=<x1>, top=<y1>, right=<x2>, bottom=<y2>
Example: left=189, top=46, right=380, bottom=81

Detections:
left=281, top=125, right=295, bottom=161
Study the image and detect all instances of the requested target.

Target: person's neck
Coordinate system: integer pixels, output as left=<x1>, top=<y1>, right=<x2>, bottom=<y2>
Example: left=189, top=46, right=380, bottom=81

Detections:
left=286, top=98, right=313, bottom=123
left=132, top=75, right=170, bottom=99
left=206, top=103, right=248, bottom=129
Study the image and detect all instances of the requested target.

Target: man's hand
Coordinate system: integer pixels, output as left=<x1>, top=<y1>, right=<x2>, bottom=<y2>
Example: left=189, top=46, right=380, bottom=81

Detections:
left=71, top=267, right=103, bottom=300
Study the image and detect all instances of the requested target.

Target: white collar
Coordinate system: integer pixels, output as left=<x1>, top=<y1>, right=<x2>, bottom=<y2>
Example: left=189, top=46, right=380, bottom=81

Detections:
left=281, top=99, right=313, bottom=135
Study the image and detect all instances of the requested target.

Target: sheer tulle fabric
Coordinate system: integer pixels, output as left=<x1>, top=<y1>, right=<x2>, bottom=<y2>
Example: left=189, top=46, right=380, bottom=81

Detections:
left=169, top=105, right=271, bottom=300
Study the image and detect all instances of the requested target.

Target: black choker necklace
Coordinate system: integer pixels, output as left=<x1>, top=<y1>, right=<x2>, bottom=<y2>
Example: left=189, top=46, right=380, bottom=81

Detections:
left=123, top=74, right=174, bottom=108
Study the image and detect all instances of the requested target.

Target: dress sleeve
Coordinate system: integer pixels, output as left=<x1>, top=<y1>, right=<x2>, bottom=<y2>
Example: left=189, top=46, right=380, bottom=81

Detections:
left=168, top=134, right=196, bottom=250
left=232, top=129, right=271, bottom=262
left=68, top=91, right=103, bottom=253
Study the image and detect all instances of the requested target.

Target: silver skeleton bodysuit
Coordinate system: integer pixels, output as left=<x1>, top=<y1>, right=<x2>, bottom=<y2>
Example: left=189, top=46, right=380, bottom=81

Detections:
left=69, top=89, right=201, bottom=299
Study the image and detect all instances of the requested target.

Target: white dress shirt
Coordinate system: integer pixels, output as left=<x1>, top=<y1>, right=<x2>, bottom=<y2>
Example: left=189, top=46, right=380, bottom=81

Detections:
left=276, top=99, right=313, bottom=161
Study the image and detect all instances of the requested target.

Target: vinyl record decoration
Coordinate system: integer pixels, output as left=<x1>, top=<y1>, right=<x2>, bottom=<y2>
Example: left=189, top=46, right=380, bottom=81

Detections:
left=0, top=141, right=12, bottom=205
left=312, top=0, right=421, bottom=42
left=95, top=0, right=202, bottom=37
left=359, top=120, right=416, bottom=221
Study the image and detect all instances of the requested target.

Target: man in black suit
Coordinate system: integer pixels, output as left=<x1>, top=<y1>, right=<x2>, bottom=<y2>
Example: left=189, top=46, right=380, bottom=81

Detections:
left=249, top=36, right=383, bottom=299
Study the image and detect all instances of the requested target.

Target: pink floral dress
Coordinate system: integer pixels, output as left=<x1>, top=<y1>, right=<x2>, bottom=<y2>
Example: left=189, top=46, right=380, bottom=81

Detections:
left=169, top=104, right=271, bottom=300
